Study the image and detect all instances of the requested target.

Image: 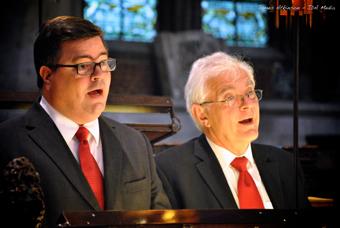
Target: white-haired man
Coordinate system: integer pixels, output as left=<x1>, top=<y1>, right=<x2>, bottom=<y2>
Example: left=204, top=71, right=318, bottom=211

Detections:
left=156, top=52, right=310, bottom=209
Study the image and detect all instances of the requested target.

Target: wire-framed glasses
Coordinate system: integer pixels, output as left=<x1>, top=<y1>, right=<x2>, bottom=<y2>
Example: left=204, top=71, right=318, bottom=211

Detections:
left=199, top=89, right=263, bottom=107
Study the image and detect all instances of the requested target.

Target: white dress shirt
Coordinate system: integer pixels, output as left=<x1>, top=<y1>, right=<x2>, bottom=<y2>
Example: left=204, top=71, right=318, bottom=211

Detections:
left=206, top=136, right=273, bottom=209
left=40, top=96, right=104, bottom=175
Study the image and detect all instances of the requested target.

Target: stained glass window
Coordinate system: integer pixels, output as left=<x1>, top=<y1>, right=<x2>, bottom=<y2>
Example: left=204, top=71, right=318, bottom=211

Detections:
left=202, top=0, right=268, bottom=47
left=84, top=0, right=157, bottom=42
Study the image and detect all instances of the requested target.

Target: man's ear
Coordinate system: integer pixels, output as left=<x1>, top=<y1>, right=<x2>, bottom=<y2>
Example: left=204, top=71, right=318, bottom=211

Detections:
left=39, top=66, right=53, bottom=85
left=191, top=104, right=210, bottom=128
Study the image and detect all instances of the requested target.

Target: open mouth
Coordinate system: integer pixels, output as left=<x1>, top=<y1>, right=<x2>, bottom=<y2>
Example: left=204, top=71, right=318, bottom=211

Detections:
left=239, top=118, right=253, bottom=124
left=88, top=89, right=103, bottom=96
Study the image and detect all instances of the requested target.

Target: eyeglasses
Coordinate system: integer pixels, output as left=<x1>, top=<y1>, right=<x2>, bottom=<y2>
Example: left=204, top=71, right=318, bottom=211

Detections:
left=50, top=58, right=116, bottom=77
left=199, top=89, right=263, bottom=107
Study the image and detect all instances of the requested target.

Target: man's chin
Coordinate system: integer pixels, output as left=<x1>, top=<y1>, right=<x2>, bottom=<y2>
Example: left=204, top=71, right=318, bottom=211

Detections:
left=240, top=130, right=259, bottom=142
left=81, top=104, right=106, bottom=121
left=92, top=104, right=106, bottom=116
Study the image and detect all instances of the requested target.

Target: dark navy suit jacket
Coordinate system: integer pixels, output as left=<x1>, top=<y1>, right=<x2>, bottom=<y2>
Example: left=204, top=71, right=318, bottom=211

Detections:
left=156, top=135, right=309, bottom=209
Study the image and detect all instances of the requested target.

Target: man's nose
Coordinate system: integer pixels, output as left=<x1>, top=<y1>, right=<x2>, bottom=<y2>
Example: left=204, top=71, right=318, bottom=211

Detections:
left=239, top=95, right=252, bottom=109
left=90, top=64, right=105, bottom=80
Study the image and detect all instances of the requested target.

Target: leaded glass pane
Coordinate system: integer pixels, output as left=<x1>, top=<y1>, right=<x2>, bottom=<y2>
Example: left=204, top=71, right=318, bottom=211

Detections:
left=202, top=0, right=268, bottom=47
left=84, top=0, right=157, bottom=42
left=202, top=1, right=236, bottom=42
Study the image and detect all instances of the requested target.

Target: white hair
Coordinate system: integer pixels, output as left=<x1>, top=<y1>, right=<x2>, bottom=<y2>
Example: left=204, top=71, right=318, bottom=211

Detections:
left=184, top=51, right=255, bottom=131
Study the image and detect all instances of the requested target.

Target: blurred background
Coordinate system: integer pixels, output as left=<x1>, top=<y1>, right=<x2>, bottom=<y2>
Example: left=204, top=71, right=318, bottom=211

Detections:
left=0, top=0, right=338, bottom=202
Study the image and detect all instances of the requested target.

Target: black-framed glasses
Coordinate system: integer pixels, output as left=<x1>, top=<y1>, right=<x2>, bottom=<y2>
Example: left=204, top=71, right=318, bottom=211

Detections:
left=50, top=58, right=116, bottom=77
left=199, top=89, right=263, bottom=107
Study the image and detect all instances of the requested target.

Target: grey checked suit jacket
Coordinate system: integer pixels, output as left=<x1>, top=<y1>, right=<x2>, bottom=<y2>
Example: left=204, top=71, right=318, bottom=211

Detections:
left=0, top=100, right=170, bottom=227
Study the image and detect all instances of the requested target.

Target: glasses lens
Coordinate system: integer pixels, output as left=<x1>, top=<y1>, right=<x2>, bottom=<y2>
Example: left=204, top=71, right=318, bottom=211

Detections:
left=107, top=58, right=116, bottom=71
left=255, top=90, right=263, bottom=101
left=99, top=58, right=116, bottom=72
left=78, top=62, right=95, bottom=75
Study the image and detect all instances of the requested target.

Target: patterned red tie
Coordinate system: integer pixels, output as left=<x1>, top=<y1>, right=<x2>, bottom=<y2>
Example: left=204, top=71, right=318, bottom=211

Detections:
left=231, top=157, right=264, bottom=209
left=76, top=126, right=104, bottom=209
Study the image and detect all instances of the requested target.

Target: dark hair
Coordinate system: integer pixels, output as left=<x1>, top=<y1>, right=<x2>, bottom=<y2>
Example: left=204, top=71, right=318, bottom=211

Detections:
left=34, top=16, right=105, bottom=88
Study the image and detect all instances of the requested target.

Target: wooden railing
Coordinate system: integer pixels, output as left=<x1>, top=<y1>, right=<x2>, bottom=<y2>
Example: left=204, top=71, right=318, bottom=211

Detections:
left=57, top=209, right=336, bottom=227
left=0, top=91, right=181, bottom=144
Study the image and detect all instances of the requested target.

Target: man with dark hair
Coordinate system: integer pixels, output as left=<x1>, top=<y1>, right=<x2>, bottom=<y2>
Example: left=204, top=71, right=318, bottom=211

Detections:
left=0, top=16, right=170, bottom=227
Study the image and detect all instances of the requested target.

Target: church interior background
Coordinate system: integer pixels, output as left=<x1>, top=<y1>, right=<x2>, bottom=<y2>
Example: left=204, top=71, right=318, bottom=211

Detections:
left=0, top=0, right=338, bottom=207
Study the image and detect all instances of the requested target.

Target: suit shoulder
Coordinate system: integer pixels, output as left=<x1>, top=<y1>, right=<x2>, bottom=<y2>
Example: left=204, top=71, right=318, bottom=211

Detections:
left=252, top=143, right=283, bottom=152
left=252, top=143, right=293, bottom=159
left=100, top=115, right=143, bottom=136
left=0, top=115, right=25, bottom=136
left=155, top=137, right=198, bottom=160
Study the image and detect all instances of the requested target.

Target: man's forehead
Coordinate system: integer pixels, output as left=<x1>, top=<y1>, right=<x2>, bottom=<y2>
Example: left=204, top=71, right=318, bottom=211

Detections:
left=58, top=37, right=108, bottom=62
left=208, top=73, right=254, bottom=91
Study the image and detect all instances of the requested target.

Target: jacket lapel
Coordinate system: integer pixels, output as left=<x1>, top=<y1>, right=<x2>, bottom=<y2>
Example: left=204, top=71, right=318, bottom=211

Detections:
left=194, top=135, right=238, bottom=209
left=99, top=117, right=123, bottom=209
left=25, top=102, right=100, bottom=210
left=252, top=144, right=284, bottom=208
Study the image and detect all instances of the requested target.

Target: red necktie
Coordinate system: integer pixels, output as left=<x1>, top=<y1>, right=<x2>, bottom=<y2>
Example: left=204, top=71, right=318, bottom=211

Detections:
left=231, top=157, right=264, bottom=209
left=76, top=126, right=104, bottom=209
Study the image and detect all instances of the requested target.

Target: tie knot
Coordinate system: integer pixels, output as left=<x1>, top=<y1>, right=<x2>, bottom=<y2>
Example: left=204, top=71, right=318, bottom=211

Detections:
left=231, top=157, right=248, bottom=172
left=76, top=126, right=89, bottom=142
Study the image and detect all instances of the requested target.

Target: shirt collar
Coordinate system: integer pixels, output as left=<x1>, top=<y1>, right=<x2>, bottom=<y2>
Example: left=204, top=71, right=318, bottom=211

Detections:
left=205, top=136, right=255, bottom=167
left=40, top=96, right=100, bottom=144
left=82, top=119, right=100, bottom=144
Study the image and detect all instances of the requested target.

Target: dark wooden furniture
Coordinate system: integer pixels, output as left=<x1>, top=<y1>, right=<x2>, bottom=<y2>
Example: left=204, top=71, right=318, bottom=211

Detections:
left=282, top=144, right=337, bottom=208
left=105, top=94, right=180, bottom=143
left=57, top=209, right=336, bottom=227
left=0, top=91, right=181, bottom=144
